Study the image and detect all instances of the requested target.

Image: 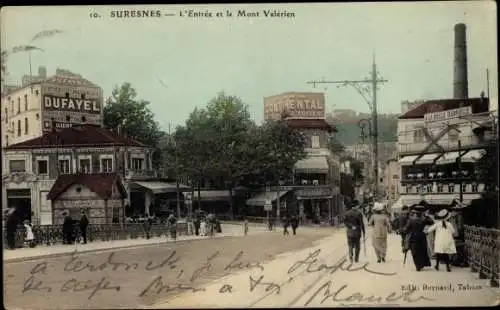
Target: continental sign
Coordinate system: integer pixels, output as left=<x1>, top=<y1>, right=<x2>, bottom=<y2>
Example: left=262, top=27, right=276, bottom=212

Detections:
left=43, top=95, right=101, bottom=114
left=264, top=92, right=325, bottom=120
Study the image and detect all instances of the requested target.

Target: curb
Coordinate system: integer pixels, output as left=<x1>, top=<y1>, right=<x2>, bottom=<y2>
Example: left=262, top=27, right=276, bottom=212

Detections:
left=4, top=230, right=258, bottom=264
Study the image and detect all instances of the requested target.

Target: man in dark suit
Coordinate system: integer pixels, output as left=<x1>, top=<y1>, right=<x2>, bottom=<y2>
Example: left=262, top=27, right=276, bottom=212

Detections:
left=343, top=200, right=365, bottom=263
left=392, top=205, right=410, bottom=251
left=62, top=212, right=73, bottom=244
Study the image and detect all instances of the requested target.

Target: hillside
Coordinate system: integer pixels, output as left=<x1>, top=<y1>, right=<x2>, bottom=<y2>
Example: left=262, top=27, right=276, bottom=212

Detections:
left=328, top=114, right=398, bottom=146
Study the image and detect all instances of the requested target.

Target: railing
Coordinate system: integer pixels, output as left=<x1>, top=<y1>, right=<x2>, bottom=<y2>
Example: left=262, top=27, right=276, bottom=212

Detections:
left=3, top=222, right=189, bottom=248
left=398, top=135, right=491, bottom=155
left=464, top=225, right=499, bottom=288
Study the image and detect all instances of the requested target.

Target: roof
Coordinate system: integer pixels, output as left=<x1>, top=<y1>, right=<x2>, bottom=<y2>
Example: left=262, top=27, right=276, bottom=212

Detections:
left=47, top=173, right=127, bottom=201
left=6, top=124, right=149, bottom=150
left=286, top=119, right=338, bottom=132
left=43, top=72, right=100, bottom=88
left=399, top=97, right=490, bottom=119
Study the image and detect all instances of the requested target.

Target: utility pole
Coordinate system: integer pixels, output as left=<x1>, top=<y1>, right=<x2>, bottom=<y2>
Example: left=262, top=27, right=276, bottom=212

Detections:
left=306, top=54, right=388, bottom=198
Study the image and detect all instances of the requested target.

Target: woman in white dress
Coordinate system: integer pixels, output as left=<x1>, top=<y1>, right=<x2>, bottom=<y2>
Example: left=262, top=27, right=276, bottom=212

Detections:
left=425, top=209, right=456, bottom=272
left=23, top=220, right=35, bottom=248
left=200, top=219, right=207, bottom=236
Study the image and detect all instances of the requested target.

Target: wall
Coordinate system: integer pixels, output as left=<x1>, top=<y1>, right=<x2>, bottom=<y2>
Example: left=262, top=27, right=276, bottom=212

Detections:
left=1, top=84, right=43, bottom=147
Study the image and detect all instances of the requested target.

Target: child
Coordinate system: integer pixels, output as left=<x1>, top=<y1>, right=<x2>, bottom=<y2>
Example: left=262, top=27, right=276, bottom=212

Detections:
left=23, top=220, right=35, bottom=248
left=243, top=217, right=249, bottom=236
left=425, top=209, right=456, bottom=272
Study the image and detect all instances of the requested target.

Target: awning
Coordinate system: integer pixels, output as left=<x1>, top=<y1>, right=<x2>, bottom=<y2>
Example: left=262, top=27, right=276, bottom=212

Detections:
left=399, top=194, right=481, bottom=207
left=415, top=153, right=441, bottom=165
left=246, top=191, right=289, bottom=206
left=295, top=156, right=329, bottom=173
left=461, top=150, right=484, bottom=162
left=435, top=151, right=460, bottom=164
left=185, top=190, right=231, bottom=201
left=133, top=181, right=190, bottom=194
left=399, top=155, right=418, bottom=166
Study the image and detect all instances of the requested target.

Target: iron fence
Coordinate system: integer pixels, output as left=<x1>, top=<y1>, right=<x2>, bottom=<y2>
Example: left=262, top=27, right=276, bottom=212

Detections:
left=3, top=222, right=189, bottom=249
left=464, top=225, right=500, bottom=288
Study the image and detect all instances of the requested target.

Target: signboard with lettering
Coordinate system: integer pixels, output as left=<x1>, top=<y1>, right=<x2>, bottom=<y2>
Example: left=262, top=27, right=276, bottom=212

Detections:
left=43, top=95, right=101, bottom=114
left=424, top=106, right=472, bottom=123
left=264, top=92, right=325, bottom=120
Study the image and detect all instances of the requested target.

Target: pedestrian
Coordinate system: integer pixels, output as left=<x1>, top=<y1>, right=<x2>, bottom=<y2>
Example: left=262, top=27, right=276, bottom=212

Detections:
left=290, top=214, right=299, bottom=235
left=194, top=216, right=200, bottom=236
left=425, top=209, right=456, bottom=272
left=403, top=205, right=434, bottom=271
left=370, top=202, right=391, bottom=263
left=392, top=205, right=410, bottom=252
left=6, top=208, right=18, bottom=250
left=282, top=215, right=290, bottom=236
left=167, top=213, right=177, bottom=241
left=79, top=210, right=89, bottom=244
left=268, top=216, right=274, bottom=231
left=143, top=215, right=152, bottom=239
left=23, top=219, right=35, bottom=248
left=62, top=211, right=73, bottom=244
left=243, top=217, right=249, bottom=236
left=343, top=200, right=365, bottom=263
left=200, top=218, right=207, bottom=236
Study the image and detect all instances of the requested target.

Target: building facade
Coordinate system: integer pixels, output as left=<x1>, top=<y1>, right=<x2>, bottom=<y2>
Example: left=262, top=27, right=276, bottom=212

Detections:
left=383, top=157, right=401, bottom=210
left=1, top=67, right=103, bottom=148
left=396, top=97, right=496, bottom=210
left=1, top=124, right=162, bottom=225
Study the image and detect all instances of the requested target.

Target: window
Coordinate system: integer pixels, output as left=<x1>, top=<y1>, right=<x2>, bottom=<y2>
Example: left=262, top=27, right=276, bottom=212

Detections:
left=405, top=186, right=411, bottom=193
left=17, top=98, right=20, bottom=114
left=17, top=120, right=21, bottom=136
left=9, top=160, right=26, bottom=172
left=10, top=101, right=14, bottom=113
left=59, top=159, right=71, bottom=174
left=131, top=158, right=144, bottom=170
left=437, top=184, right=444, bottom=193
left=5, top=135, right=8, bottom=146
left=79, top=159, right=91, bottom=173
left=101, top=158, right=113, bottom=173
left=11, top=121, right=14, bottom=132
left=4, top=108, right=7, bottom=123
left=311, top=135, right=320, bottom=148
left=448, top=129, right=459, bottom=141
left=24, top=117, right=28, bottom=134
left=448, top=184, right=455, bottom=193
left=37, top=160, right=48, bottom=175
left=413, top=127, right=425, bottom=142
left=472, top=183, right=478, bottom=192
left=461, top=184, right=467, bottom=192
left=24, top=94, right=28, bottom=111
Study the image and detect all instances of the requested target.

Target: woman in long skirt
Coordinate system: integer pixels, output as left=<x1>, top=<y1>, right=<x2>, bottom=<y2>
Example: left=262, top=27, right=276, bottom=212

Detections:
left=370, top=202, right=391, bottom=263
left=200, top=219, right=207, bottom=236
left=404, top=207, right=434, bottom=271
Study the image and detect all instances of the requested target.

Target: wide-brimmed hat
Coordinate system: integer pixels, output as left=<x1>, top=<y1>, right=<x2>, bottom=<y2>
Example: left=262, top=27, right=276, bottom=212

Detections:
left=435, top=209, right=450, bottom=219
left=372, top=202, right=385, bottom=212
left=23, top=219, right=30, bottom=224
left=409, top=204, right=426, bottom=214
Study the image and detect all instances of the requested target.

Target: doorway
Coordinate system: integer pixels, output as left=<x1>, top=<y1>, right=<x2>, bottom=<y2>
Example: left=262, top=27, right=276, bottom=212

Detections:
left=6, top=189, right=32, bottom=223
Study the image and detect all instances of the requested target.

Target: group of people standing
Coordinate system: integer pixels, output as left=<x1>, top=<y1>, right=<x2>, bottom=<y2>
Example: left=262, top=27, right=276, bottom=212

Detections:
left=343, top=200, right=458, bottom=272
left=394, top=205, right=457, bottom=272
left=4, top=208, right=36, bottom=249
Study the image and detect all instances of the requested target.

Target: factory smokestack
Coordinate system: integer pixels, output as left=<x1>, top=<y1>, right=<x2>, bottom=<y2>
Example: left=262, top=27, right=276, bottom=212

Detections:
left=453, top=23, right=469, bottom=99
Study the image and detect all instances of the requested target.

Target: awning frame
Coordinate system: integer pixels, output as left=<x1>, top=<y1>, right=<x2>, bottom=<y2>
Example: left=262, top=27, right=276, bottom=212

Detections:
left=294, top=156, right=329, bottom=174
left=246, top=190, right=289, bottom=206
left=399, top=155, right=419, bottom=166
left=415, top=153, right=441, bottom=165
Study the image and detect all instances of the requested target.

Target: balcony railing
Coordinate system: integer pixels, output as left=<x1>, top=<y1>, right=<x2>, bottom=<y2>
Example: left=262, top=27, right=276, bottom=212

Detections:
left=398, top=135, right=492, bottom=155
left=125, top=169, right=158, bottom=180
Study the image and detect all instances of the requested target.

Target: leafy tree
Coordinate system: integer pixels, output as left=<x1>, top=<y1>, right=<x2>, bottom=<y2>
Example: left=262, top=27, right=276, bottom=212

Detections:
left=327, top=135, right=345, bottom=155
left=103, top=83, right=165, bottom=168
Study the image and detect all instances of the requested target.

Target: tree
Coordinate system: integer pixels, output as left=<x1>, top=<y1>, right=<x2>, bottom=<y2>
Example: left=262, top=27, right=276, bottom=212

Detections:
left=327, top=135, right=345, bottom=155
left=103, top=83, right=165, bottom=168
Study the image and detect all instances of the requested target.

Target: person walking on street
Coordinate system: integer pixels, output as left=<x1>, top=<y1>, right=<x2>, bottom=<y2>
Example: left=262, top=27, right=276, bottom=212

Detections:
left=23, top=220, right=35, bottom=248
left=143, top=215, right=153, bottom=239
left=425, top=209, right=456, bottom=272
left=403, top=205, right=434, bottom=271
left=370, top=202, right=391, bottom=263
left=282, top=215, right=290, bottom=236
left=194, top=217, right=200, bottom=236
left=79, top=211, right=89, bottom=244
left=290, top=215, right=299, bottom=235
left=167, top=213, right=178, bottom=241
left=343, top=200, right=365, bottom=263
left=392, top=205, right=410, bottom=251
left=243, top=217, right=249, bottom=236
left=62, top=211, right=73, bottom=244
left=6, top=208, right=18, bottom=250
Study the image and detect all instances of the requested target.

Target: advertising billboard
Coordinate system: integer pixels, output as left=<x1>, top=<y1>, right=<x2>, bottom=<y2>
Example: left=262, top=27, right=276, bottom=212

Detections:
left=43, top=95, right=101, bottom=114
left=264, top=92, right=325, bottom=120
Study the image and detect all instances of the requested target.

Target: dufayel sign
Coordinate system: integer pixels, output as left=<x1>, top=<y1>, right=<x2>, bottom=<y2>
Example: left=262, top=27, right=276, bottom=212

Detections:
left=43, top=95, right=101, bottom=114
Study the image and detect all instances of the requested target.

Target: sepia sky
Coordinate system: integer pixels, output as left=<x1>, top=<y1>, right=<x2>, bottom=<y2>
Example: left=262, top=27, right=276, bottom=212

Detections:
left=1, top=2, right=497, bottom=130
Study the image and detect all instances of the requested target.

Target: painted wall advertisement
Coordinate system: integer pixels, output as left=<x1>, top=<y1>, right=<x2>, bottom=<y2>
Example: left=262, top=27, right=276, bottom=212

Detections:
left=43, top=95, right=101, bottom=114
left=264, top=92, right=325, bottom=120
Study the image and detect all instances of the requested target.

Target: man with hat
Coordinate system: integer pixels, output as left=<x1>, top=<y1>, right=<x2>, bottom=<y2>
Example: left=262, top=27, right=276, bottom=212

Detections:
left=79, top=210, right=89, bottom=244
left=425, top=209, right=456, bottom=272
left=392, top=205, right=410, bottom=251
left=343, top=200, right=365, bottom=263
left=403, top=204, right=434, bottom=271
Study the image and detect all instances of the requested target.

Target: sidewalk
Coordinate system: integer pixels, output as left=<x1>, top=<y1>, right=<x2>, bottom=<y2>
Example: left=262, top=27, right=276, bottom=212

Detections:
left=150, top=228, right=499, bottom=308
left=3, top=223, right=268, bottom=263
